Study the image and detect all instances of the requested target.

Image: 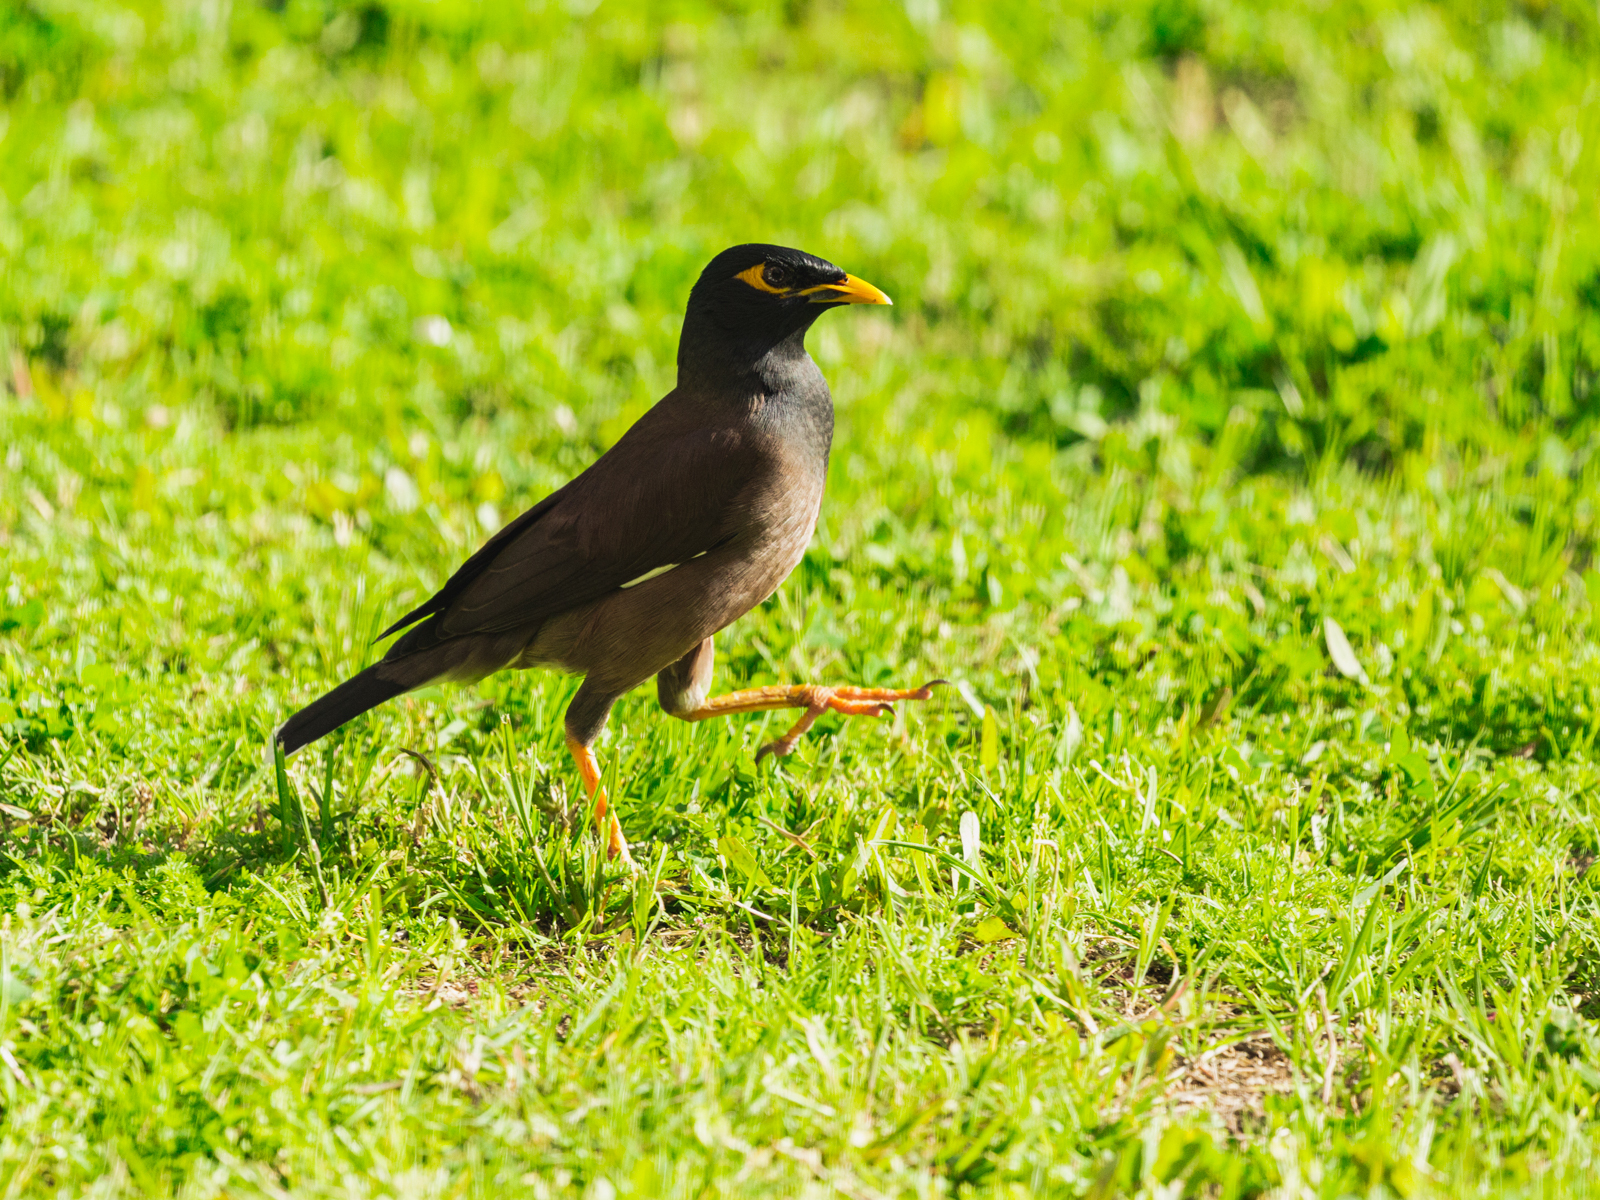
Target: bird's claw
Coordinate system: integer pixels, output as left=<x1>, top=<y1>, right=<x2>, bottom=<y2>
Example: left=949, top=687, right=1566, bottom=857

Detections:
left=754, top=679, right=944, bottom=765
left=755, top=737, right=796, bottom=764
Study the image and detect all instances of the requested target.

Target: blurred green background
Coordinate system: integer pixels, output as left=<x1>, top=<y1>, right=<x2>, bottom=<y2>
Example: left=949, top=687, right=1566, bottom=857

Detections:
left=5, top=1, right=1600, bottom=1196
left=6, top=0, right=1598, bottom=465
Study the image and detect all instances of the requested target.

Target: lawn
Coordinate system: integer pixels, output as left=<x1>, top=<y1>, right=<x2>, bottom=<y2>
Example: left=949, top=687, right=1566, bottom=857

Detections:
left=3, top=0, right=1600, bottom=1195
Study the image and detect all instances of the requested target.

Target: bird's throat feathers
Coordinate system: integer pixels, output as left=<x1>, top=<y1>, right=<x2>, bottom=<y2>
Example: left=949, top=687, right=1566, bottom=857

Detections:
left=676, top=309, right=824, bottom=396
left=673, top=318, right=833, bottom=465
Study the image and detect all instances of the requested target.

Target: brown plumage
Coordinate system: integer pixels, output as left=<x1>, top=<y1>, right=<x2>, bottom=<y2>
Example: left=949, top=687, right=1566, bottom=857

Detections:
left=276, top=244, right=939, bottom=866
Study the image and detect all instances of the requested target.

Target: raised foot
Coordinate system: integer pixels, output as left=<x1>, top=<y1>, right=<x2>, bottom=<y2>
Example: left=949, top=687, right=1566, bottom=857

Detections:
left=756, top=680, right=946, bottom=763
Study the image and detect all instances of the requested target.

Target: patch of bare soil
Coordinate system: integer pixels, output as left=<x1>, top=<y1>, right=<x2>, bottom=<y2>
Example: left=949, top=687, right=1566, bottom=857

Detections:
left=1167, top=1033, right=1295, bottom=1132
left=1086, top=947, right=1298, bottom=1133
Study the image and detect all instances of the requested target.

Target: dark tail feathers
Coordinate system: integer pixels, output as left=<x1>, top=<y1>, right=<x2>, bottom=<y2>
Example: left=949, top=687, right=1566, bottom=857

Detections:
left=275, top=665, right=411, bottom=756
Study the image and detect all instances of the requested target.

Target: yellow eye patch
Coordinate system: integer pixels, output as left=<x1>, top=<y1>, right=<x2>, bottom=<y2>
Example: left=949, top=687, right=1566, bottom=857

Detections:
left=735, top=263, right=789, bottom=294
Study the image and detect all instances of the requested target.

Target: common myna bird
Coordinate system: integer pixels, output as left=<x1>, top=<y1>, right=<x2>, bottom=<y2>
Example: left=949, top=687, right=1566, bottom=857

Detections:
left=276, top=244, right=938, bottom=867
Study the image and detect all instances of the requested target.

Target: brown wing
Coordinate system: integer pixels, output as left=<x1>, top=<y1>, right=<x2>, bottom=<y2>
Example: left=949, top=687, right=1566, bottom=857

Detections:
left=384, top=398, right=759, bottom=651
left=374, top=486, right=568, bottom=641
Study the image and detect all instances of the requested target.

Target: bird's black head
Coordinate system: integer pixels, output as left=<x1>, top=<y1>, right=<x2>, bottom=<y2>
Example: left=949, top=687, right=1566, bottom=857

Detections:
left=680, top=244, right=891, bottom=380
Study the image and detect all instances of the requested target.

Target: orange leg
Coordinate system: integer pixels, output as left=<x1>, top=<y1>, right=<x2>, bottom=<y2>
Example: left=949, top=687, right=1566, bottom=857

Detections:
left=565, top=734, right=638, bottom=870
left=675, top=681, right=944, bottom=762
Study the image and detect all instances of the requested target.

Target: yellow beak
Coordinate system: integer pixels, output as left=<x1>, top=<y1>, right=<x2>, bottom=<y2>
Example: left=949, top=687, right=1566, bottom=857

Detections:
left=804, top=274, right=893, bottom=306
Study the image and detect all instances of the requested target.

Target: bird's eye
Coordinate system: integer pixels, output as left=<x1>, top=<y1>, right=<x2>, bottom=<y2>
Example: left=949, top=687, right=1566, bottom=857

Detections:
left=763, top=263, right=791, bottom=289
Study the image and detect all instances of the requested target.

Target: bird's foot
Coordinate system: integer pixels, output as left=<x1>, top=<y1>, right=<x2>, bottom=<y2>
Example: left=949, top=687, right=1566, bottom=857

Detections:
left=755, top=680, right=946, bottom=762
left=566, top=734, right=640, bottom=873
left=603, top=815, right=638, bottom=872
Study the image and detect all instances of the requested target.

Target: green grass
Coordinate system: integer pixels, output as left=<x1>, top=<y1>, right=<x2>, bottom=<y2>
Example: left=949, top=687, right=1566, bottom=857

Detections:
left=4, top=0, right=1600, bottom=1195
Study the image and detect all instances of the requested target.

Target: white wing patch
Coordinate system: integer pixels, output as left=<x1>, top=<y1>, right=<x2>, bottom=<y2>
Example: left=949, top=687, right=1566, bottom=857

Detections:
left=619, top=550, right=707, bottom=590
